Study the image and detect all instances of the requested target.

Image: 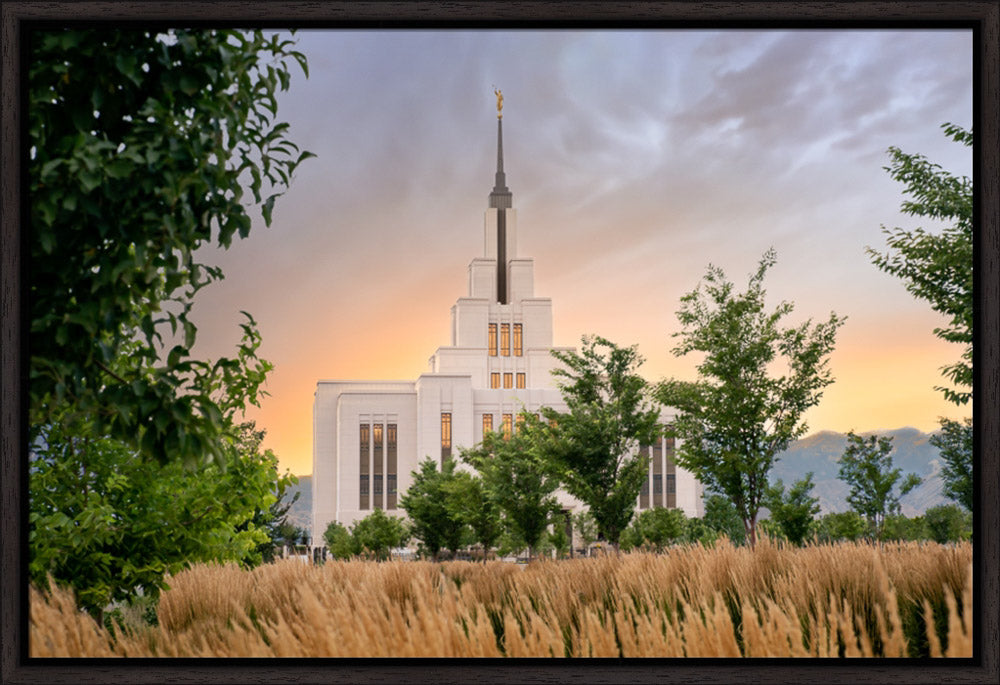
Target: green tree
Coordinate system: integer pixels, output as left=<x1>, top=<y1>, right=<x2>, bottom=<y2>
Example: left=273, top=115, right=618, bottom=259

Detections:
left=541, top=336, right=661, bottom=550
left=816, top=511, right=865, bottom=543
left=867, top=124, right=972, bottom=406
left=923, top=504, right=972, bottom=544
left=547, top=512, right=572, bottom=559
left=815, top=511, right=869, bottom=544
left=399, top=458, right=469, bottom=560
left=572, top=510, right=599, bottom=554
left=29, top=417, right=287, bottom=620
left=683, top=517, right=719, bottom=546
left=28, top=28, right=312, bottom=468
left=931, top=417, right=973, bottom=511
left=838, top=432, right=922, bottom=541
left=350, top=509, right=410, bottom=561
left=323, top=521, right=359, bottom=560
left=461, top=426, right=561, bottom=560
left=233, top=422, right=299, bottom=563
left=702, top=493, right=746, bottom=545
left=621, top=507, right=687, bottom=552
left=658, top=249, right=844, bottom=547
left=442, top=470, right=503, bottom=562
left=882, top=514, right=927, bottom=542
left=764, top=473, right=821, bottom=546
left=867, top=125, right=973, bottom=518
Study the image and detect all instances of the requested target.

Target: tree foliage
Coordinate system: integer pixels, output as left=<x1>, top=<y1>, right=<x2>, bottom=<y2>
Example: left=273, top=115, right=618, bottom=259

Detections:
left=838, top=432, right=922, bottom=541
left=29, top=419, right=290, bottom=619
left=28, top=28, right=313, bottom=468
left=866, top=124, right=973, bottom=406
left=923, top=503, right=972, bottom=544
left=931, top=417, right=973, bottom=512
left=540, top=336, right=661, bottom=548
left=702, top=493, right=746, bottom=545
left=323, top=521, right=359, bottom=560
left=350, top=509, right=410, bottom=561
left=815, top=511, right=869, bottom=543
left=461, top=425, right=561, bottom=559
left=764, top=473, right=821, bottom=546
left=658, top=249, right=844, bottom=547
left=398, top=458, right=469, bottom=559
left=572, top=510, right=599, bottom=552
left=441, top=469, right=503, bottom=561
left=621, top=507, right=687, bottom=552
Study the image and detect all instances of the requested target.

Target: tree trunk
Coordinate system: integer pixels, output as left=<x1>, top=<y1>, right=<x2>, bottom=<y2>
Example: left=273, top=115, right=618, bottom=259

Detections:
left=745, top=516, right=757, bottom=549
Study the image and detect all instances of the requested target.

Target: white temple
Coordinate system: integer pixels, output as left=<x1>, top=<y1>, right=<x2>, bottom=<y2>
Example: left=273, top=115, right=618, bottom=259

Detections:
left=312, top=98, right=702, bottom=544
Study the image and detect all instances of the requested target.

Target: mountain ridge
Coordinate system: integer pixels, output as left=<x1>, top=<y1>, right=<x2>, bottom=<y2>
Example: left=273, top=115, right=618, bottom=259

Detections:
left=281, top=426, right=958, bottom=535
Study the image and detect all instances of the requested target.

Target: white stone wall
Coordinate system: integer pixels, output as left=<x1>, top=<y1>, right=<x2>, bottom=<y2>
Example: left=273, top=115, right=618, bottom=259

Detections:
left=312, top=381, right=416, bottom=537
left=312, top=166, right=704, bottom=545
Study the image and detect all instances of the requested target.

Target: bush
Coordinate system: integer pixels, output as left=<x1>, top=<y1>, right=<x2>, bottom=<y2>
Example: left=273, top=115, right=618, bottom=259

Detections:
left=323, top=521, right=358, bottom=560
left=923, top=504, right=971, bottom=543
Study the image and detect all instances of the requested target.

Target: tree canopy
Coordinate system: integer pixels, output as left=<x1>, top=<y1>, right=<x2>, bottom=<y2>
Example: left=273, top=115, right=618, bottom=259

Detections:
left=539, top=336, right=662, bottom=549
left=837, top=431, right=922, bottom=541
left=28, top=28, right=313, bottom=468
left=866, top=124, right=973, bottom=407
left=461, top=424, right=561, bottom=559
left=764, top=473, right=820, bottom=546
left=398, top=458, right=469, bottom=559
left=658, top=249, right=844, bottom=547
left=29, top=417, right=292, bottom=619
left=931, top=417, right=973, bottom=511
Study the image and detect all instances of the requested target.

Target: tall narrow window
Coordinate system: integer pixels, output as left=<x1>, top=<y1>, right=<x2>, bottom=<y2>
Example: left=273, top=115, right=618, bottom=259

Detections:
left=639, top=446, right=650, bottom=509
left=516, top=413, right=525, bottom=434
left=502, top=413, right=513, bottom=439
left=488, top=323, right=498, bottom=356
left=516, top=372, right=525, bottom=389
left=359, top=423, right=370, bottom=510
left=652, top=439, right=663, bottom=508
left=373, top=423, right=384, bottom=510
left=513, top=323, right=522, bottom=356
left=500, top=324, right=510, bottom=356
left=503, top=372, right=513, bottom=389
left=387, top=423, right=397, bottom=509
left=483, top=413, right=494, bottom=434
left=491, top=372, right=501, bottom=388
left=665, top=426, right=676, bottom=508
left=441, top=412, right=452, bottom=462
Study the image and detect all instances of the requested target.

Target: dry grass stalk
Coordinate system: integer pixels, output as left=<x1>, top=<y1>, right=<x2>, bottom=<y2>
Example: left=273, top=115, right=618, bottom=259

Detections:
left=30, top=540, right=973, bottom=658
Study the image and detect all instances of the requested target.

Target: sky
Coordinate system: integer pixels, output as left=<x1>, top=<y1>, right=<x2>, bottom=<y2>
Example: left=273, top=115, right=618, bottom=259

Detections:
left=187, top=30, right=973, bottom=477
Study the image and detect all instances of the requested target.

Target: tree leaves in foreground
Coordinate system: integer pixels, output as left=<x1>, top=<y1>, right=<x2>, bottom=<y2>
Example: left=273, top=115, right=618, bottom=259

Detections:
left=658, top=249, right=844, bottom=547
left=837, top=432, right=922, bottom=542
left=29, top=419, right=293, bottom=620
left=540, top=336, right=662, bottom=549
left=867, top=125, right=973, bottom=516
left=28, top=28, right=313, bottom=468
left=866, top=124, right=973, bottom=407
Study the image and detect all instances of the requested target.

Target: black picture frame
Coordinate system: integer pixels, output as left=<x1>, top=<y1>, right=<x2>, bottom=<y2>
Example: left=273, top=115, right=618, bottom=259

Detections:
left=2, top=2, right=997, bottom=683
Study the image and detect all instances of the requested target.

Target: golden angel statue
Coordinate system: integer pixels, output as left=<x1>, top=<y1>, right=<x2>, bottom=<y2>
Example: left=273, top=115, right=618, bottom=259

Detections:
left=494, top=88, right=503, bottom=117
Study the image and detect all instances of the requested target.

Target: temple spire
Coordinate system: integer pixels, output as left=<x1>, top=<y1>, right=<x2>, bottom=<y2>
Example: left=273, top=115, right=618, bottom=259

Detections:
left=489, top=88, right=512, bottom=209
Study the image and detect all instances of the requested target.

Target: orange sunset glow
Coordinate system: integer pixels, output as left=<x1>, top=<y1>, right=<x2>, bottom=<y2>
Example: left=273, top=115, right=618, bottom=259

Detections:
left=188, top=29, right=972, bottom=477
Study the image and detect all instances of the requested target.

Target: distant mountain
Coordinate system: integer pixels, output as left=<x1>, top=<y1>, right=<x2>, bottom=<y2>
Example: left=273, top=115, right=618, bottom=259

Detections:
left=280, top=474, right=312, bottom=535
left=771, top=428, right=947, bottom=516
left=282, top=429, right=953, bottom=535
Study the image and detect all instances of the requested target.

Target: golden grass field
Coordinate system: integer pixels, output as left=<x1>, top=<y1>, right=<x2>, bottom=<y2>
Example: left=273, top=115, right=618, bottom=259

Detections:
left=30, top=538, right=972, bottom=658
